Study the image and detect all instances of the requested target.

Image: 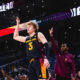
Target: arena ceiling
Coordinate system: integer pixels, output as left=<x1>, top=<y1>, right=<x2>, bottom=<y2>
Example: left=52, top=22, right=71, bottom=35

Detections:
left=0, top=0, right=80, bottom=29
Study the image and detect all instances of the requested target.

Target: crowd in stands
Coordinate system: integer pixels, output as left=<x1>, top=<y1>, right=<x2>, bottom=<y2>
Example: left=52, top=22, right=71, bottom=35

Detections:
left=0, top=57, right=56, bottom=80
left=0, top=58, right=29, bottom=80
left=0, top=56, right=80, bottom=80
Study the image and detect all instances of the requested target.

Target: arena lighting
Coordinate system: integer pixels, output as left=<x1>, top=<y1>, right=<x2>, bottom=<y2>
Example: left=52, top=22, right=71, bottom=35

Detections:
left=69, top=27, right=72, bottom=29
left=42, top=12, right=71, bottom=22
left=41, top=5, right=45, bottom=8
left=26, top=5, right=29, bottom=8
left=0, top=6, right=80, bottom=37
left=64, top=32, right=67, bottom=35
left=32, top=3, right=35, bottom=6
left=18, top=8, right=20, bottom=11
left=42, top=0, right=44, bottom=3
left=27, top=10, right=30, bottom=13
left=39, top=6, right=80, bottom=23
left=0, top=20, right=37, bottom=37
left=0, top=1, right=14, bottom=12
left=78, top=29, right=80, bottom=31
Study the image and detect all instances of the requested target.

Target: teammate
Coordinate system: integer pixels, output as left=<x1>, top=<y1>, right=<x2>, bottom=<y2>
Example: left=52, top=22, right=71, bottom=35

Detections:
left=13, top=17, right=50, bottom=80
left=49, top=27, right=76, bottom=80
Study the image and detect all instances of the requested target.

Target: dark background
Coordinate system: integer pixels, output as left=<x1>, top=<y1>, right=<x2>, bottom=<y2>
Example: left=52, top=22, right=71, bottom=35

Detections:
left=0, top=0, right=80, bottom=66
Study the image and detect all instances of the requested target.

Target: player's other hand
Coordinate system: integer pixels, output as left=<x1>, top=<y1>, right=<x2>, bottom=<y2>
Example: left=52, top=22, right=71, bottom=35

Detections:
left=49, top=27, right=53, bottom=37
left=44, top=58, right=50, bottom=69
left=16, top=17, right=20, bottom=24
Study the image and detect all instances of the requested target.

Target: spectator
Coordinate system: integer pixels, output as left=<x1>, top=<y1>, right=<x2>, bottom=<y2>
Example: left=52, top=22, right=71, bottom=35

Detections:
left=1, top=69, right=14, bottom=80
left=49, top=27, right=76, bottom=80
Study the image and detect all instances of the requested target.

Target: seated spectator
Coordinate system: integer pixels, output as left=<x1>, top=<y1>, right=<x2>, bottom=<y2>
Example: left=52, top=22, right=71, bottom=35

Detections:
left=1, top=69, right=7, bottom=80
left=18, top=74, right=28, bottom=80
left=1, top=69, right=14, bottom=80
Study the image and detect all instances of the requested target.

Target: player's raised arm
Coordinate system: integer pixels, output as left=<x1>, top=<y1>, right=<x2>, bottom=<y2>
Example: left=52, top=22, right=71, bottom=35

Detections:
left=13, top=17, right=27, bottom=43
left=49, top=27, right=58, bottom=54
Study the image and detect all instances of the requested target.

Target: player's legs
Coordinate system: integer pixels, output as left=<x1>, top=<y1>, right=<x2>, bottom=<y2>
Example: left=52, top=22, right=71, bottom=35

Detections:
left=28, top=63, right=38, bottom=80
left=34, top=59, right=48, bottom=80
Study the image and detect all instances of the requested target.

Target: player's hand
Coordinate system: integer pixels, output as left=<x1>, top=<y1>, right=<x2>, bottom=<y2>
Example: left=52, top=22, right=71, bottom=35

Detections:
left=49, top=27, right=53, bottom=37
left=44, top=58, right=50, bottom=69
left=16, top=17, right=20, bottom=24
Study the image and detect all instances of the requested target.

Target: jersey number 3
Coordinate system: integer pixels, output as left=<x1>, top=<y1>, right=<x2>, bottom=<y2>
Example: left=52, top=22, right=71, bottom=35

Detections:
left=28, top=42, right=33, bottom=51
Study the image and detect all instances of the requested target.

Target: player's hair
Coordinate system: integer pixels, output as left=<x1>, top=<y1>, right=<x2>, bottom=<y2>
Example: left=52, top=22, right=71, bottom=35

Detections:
left=26, top=21, right=39, bottom=32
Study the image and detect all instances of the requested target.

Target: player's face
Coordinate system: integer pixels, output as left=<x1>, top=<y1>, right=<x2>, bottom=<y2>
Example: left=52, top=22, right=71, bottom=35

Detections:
left=27, top=24, right=35, bottom=34
left=61, top=44, right=67, bottom=52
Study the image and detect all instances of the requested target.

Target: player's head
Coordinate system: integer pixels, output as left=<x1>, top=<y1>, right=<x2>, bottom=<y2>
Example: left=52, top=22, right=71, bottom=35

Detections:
left=60, top=43, right=69, bottom=52
left=26, top=21, right=39, bottom=34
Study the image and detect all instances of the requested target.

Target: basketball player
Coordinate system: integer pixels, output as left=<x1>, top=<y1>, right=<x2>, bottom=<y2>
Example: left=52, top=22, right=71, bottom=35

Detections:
left=13, top=17, right=50, bottom=80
